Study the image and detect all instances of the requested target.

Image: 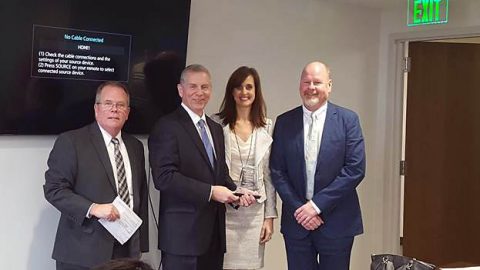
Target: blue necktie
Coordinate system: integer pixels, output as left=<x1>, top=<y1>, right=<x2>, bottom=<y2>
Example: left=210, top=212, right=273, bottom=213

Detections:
left=198, top=119, right=215, bottom=168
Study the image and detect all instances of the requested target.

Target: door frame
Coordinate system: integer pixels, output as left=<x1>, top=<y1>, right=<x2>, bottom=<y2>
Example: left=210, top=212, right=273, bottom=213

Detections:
left=382, top=26, right=480, bottom=255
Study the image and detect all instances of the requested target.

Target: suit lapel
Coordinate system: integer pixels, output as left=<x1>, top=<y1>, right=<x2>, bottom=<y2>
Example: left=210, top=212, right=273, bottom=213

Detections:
left=207, top=116, right=220, bottom=172
left=88, top=123, right=117, bottom=193
left=291, top=107, right=307, bottom=195
left=316, top=102, right=338, bottom=170
left=223, top=125, right=232, bottom=170
left=124, top=135, right=140, bottom=210
left=253, top=127, right=273, bottom=167
left=292, top=107, right=305, bottom=165
left=176, top=107, right=215, bottom=173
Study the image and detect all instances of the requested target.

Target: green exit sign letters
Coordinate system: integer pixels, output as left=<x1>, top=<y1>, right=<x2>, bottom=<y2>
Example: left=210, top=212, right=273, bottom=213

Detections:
left=408, top=0, right=448, bottom=26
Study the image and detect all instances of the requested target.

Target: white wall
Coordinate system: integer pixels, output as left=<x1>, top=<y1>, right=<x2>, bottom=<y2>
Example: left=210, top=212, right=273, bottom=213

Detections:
left=188, top=0, right=383, bottom=269
left=3, top=1, right=384, bottom=269
left=0, top=136, right=162, bottom=270
left=4, top=1, right=480, bottom=270
left=1, top=137, right=57, bottom=270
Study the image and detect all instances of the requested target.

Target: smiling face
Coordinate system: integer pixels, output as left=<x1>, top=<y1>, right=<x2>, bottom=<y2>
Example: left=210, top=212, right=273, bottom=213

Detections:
left=233, top=75, right=256, bottom=109
left=177, top=70, right=212, bottom=116
left=94, top=85, right=130, bottom=137
left=299, top=62, right=332, bottom=111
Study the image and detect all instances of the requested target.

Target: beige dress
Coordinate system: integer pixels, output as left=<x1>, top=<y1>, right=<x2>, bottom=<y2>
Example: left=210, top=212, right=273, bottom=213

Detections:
left=222, top=119, right=278, bottom=270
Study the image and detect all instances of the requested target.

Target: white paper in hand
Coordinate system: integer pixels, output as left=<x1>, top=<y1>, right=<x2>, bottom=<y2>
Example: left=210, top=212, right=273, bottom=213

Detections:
left=98, top=196, right=142, bottom=244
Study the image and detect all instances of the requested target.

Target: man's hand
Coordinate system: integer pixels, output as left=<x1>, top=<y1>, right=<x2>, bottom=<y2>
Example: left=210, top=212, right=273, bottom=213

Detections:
left=259, top=218, right=274, bottom=244
left=90, top=203, right=120, bottom=221
left=294, top=202, right=324, bottom=230
left=212, top=186, right=239, bottom=203
left=235, top=187, right=258, bottom=207
left=301, top=215, right=323, bottom=230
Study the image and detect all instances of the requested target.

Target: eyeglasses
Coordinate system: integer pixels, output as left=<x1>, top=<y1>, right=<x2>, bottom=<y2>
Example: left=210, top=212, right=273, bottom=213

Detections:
left=96, top=101, right=129, bottom=111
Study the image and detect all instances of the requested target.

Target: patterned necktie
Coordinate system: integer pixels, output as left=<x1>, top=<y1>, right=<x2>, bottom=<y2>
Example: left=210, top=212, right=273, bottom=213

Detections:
left=305, top=113, right=319, bottom=200
left=197, top=119, right=215, bottom=168
left=111, top=138, right=130, bottom=206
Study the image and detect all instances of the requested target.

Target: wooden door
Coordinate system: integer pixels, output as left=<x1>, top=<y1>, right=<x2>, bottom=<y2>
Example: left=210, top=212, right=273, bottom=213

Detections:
left=404, top=41, right=480, bottom=266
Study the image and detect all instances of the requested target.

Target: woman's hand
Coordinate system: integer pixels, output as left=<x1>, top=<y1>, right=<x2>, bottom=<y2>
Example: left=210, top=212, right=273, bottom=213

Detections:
left=259, top=218, right=274, bottom=244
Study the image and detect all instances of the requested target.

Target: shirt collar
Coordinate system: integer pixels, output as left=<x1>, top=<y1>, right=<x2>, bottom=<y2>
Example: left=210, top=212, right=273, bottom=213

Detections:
left=181, top=103, right=207, bottom=126
left=97, top=122, right=123, bottom=146
left=302, top=102, right=328, bottom=119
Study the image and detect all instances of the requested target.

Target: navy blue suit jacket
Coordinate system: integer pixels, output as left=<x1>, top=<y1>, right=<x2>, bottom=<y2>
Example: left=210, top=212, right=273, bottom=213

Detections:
left=270, top=102, right=365, bottom=240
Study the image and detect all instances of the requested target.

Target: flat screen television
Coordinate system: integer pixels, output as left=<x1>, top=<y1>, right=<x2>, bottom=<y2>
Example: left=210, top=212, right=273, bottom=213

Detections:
left=0, top=0, right=190, bottom=134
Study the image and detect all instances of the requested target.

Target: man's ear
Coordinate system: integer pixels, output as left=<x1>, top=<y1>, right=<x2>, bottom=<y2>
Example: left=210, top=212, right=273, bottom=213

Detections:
left=177, top=83, right=183, bottom=97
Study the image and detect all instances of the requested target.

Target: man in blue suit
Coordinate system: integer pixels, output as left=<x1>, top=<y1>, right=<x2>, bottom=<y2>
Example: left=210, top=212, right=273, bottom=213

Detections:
left=270, top=61, right=365, bottom=270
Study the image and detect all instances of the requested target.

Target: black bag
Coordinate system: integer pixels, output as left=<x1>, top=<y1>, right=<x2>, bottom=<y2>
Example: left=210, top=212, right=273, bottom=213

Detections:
left=371, top=254, right=436, bottom=270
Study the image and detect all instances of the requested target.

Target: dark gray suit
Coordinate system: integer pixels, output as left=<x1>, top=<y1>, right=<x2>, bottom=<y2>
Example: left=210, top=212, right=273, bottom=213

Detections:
left=44, top=122, right=149, bottom=269
left=149, top=106, right=236, bottom=270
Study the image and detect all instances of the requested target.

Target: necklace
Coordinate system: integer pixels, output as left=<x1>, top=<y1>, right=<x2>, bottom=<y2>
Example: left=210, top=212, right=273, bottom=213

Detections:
left=233, top=127, right=255, bottom=178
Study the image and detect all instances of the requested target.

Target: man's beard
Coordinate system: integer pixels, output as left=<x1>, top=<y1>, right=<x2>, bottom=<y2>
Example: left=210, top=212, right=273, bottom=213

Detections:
left=304, top=97, right=320, bottom=108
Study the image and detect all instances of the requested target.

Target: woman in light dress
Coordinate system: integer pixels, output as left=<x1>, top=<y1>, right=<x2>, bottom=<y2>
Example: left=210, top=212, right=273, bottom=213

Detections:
left=213, top=66, right=278, bottom=270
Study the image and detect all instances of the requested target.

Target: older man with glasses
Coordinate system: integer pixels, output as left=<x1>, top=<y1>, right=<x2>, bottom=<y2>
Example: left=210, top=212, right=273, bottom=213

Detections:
left=44, top=81, right=149, bottom=270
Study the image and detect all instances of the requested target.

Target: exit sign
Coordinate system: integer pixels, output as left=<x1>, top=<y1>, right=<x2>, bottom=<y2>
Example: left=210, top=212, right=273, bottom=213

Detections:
left=407, top=0, right=448, bottom=26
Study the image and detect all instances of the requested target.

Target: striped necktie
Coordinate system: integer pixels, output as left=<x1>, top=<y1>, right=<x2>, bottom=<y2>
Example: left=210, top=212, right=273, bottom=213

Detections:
left=111, top=138, right=130, bottom=206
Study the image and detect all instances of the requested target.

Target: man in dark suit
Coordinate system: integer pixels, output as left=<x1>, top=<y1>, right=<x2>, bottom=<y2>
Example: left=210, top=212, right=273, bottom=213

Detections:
left=148, top=64, right=255, bottom=270
left=44, top=81, right=149, bottom=270
left=270, top=61, right=366, bottom=270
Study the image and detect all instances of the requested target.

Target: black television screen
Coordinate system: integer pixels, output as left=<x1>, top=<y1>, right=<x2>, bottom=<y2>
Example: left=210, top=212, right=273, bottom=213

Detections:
left=0, top=0, right=190, bottom=134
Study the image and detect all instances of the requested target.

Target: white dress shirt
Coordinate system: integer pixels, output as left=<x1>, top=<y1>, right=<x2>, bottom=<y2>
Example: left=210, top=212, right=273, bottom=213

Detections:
left=181, top=103, right=216, bottom=157
left=303, top=102, right=328, bottom=213
left=86, top=124, right=134, bottom=217
left=99, top=125, right=133, bottom=209
left=181, top=103, right=216, bottom=201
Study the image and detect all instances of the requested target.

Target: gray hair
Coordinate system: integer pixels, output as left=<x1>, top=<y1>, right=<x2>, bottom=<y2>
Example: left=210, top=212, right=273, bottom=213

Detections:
left=95, top=81, right=130, bottom=105
left=179, top=64, right=211, bottom=83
